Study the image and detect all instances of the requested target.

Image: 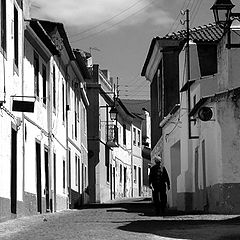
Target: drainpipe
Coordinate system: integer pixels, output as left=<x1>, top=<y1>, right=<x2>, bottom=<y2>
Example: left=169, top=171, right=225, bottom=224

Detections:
left=131, top=124, right=133, bottom=197
left=22, top=14, right=25, bottom=203
left=47, top=59, right=53, bottom=212
left=65, top=61, right=71, bottom=209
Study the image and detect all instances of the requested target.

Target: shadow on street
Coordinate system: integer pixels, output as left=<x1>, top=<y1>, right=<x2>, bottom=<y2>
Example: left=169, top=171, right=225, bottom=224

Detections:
left=84, top=198, right=240, bottom=240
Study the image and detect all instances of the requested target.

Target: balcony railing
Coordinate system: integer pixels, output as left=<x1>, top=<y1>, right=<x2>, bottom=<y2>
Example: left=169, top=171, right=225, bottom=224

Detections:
left=106, top=124, right=118, bottom=147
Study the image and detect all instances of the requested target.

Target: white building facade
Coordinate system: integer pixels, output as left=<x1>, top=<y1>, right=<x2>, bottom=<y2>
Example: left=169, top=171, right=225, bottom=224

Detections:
left=142, top=23, right=240, bottom=213
left=0, top=0, right=90, bottom=220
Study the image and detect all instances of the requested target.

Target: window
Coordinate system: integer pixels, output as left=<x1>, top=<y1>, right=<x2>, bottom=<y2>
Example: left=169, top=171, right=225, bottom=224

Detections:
left=34, top=52, right=39, bottom=97
left=1, top=0, right=6, bottom=53
left=62, top=81, right=65, bottom=122
left=75, top=155, right=78, bottom=186
left=42, top=64, right=47, bottom=105
left=137, top=130, right=141, bottom=147
left=14, top=4, right=18, bottom=68
left=193, top=95, right=196, bottom=107
left=123, top=124, right=126, bottom=145
left=133, top=128, right=136, bottom=145
left=82, top=105, right=87, bottom=134
left=74, top=95, right=77, bottom=140
left=53, top=65, right=56, bottom=109
left=68, top=148, right=71, bottom=189
left=134, top=165, right=137, bottom=183
left=63, top=159, right=66, bottom=191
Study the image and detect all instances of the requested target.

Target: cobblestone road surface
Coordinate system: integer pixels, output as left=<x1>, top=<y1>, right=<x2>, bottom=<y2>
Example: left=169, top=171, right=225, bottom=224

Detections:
left=0, top=198, right=240, bottom=240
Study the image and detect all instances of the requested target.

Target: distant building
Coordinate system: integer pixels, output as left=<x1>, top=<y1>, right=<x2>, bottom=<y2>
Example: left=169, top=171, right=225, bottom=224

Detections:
left=86, top=65, right=146, bottom=202
left=122, top=99, right=151, bottom=197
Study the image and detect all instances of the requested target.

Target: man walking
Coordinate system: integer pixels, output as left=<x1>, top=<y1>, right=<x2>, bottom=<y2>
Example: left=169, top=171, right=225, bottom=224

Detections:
left=149, top=155, right=170, bottom=216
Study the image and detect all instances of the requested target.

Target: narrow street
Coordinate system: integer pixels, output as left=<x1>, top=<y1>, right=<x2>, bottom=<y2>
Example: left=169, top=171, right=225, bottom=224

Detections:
left=0, top=198, right=240, bottom=240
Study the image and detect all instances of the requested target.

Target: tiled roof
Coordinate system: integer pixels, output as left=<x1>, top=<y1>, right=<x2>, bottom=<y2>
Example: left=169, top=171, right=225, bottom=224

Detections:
left=163, top=24, right=224, bottom=42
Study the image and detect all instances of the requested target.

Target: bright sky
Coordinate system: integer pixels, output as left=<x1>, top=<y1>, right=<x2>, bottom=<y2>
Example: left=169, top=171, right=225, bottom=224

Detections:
left=29, top=0, right=239, bottom=100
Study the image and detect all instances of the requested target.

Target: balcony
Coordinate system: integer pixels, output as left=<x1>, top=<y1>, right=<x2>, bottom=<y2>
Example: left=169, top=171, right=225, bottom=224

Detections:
left=106, top=124, right=118, bottom=147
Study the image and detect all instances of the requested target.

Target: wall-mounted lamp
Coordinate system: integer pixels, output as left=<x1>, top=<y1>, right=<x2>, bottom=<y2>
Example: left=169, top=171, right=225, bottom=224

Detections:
left=109, top=106, right=118, bottom=121
left=211, top=0, right=240, bottom=48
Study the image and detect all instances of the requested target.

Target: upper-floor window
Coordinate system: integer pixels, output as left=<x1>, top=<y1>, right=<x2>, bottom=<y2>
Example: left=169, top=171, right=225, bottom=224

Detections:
left=123, top=124, right=126, bottom=145
left=42, top=64, right=47, bottom=105
left=133, top=127, right=136, bottom=146
left=1, top=0, right=6, bottom=53
left=137, top=130, right=141, bottom=147
left=62, top=81, right=65, bottom=122
left=82, top=104, right=87, bottom=134
left=74, top=95, right=78, bottom=140
left=53, top=65, right=56, bottom=109
left=34, top=52, right=39, bottom=98
left=14, top=4, right=18, bottom=68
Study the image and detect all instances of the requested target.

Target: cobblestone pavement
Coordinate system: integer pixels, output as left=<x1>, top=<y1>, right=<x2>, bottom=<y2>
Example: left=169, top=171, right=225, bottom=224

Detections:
left=0, top=198, right=240, bottom=240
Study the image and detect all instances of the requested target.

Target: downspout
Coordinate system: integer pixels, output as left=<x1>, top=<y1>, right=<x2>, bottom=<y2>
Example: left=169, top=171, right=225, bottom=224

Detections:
left=48, top=59, right=53, bottom=212
left=65, top=61, right=71, bottom=208
left=22, top=12, right=25, bottom=203
left=131, top=124, right=133, bottom=197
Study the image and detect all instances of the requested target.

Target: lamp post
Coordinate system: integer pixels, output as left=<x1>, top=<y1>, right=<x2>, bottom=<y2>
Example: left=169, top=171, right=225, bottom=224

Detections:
left=211, top=0, right=240, bottom=48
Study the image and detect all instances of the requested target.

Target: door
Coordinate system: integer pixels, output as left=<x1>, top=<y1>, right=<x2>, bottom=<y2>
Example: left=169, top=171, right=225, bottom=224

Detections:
left=138, top=167, right=141, bottom=196
left=113, top=167, right=116, bottom=199
left=36, top=141, right=42, bottom=213
left=68, top=149, right=71, bottom=208
left=44, top=148, right=50, bottom=212
left=81, top=163, right=84, bottom=204
left=53, top=153, right=56, bottom=212
left=110, top=164, right=112, bottom=200
left=11, top=127, right=17, bottom=214
left=123, top=167, right=127, bottom=197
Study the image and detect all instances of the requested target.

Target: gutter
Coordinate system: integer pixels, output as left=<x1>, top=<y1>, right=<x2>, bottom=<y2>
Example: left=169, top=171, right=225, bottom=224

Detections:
left=80, top=82, right=89, bottom=106
left=159, top=104, right=180, bottom=128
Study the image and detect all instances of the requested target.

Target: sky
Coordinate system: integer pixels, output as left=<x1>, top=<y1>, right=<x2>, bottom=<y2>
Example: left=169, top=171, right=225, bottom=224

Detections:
left=29, top=0, right=240, bottom=100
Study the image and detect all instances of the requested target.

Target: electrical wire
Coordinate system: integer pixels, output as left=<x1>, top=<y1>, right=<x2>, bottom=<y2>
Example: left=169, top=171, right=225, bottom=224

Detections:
left=70, top=0, right=148, bottom=38
left=190, top=0, right=203, bottom=27
left=167, top=0, right=193, bottom=35
left=70, top=0, right=156, bottom=43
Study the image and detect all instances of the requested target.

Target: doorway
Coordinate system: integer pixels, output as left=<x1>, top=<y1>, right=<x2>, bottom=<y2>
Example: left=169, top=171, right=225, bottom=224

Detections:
left=53, top=153, right=56, bottom=212
left=123, top=167, right=127, bottom=197
left=170, top=141, right=181, bottom=209
left=11, top=127, right=17, bottom=214
left=138, top=167, right=141, bottom=196
left=44, top=147, right=50, bottom=212
left=36, top=141, right=42, bottom=213
left=112, top=167, right=116, bottom=199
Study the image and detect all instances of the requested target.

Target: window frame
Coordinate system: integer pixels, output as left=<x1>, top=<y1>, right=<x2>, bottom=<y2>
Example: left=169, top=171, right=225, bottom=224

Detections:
left=13, top=4, right=19, bottom=69
left=53, top=65, right=56, bottom=110
left=34, top=51, right=39, bottom=98
left=42, top=64, right=47, bottom=105
left=0, top=0, right=7, bottom=54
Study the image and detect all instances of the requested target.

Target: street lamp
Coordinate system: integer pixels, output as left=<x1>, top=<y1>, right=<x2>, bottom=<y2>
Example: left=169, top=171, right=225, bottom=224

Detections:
left=211, top=0, right=240, bottom=48
left=211, top=0, right=234, bottom=26
left=109, top=106, right=118, bottom=121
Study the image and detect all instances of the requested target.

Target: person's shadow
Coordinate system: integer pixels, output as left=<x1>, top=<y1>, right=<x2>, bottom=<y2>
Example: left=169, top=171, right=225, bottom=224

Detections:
left=117, top=217, right=240, bottom=240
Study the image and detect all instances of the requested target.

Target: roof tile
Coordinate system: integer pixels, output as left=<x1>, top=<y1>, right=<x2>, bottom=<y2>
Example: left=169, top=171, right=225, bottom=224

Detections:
left=164, top=24, right=224, bottom=42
